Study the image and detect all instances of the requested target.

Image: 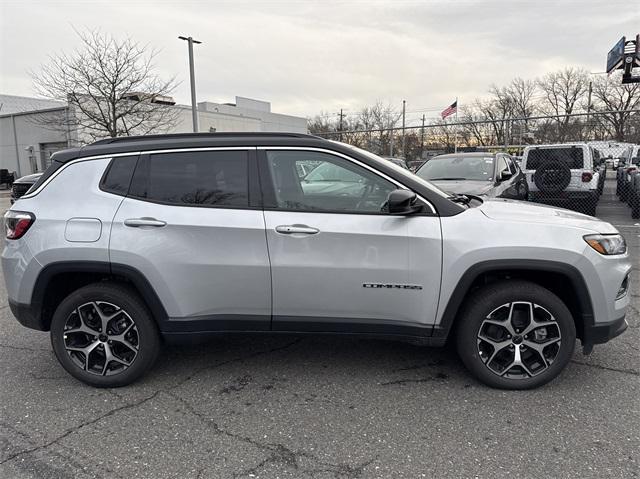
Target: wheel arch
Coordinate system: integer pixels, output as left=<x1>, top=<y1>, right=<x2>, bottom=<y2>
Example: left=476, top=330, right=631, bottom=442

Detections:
left=32, top=261, right=169, bottom=331
left=434, top=259, right=594, bottom=343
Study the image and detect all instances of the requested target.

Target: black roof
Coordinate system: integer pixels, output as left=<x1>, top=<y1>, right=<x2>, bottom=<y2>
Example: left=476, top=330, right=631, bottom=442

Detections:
left=51, top=132, right=327, bottom=163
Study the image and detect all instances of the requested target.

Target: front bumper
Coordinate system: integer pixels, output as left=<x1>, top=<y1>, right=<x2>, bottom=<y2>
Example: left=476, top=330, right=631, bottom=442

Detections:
left=581, top=314, right=628, bottom=353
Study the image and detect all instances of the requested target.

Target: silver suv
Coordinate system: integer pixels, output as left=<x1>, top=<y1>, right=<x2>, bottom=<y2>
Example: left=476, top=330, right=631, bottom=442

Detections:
left=2, top=133, right=631, bottom=389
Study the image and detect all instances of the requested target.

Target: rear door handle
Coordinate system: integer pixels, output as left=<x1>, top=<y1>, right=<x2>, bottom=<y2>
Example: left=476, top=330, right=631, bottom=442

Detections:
left=124, top=217, right=167, bottom=228
left=275, top=224, right=319, bottom=235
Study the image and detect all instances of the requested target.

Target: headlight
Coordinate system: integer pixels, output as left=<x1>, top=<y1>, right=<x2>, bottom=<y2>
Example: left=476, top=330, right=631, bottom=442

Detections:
left=584, top=234, right=627, bottom=255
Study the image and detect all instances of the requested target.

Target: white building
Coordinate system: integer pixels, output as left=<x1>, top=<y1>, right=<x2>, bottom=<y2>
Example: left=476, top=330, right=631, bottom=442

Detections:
left=0, top=94, right=308, bottom=176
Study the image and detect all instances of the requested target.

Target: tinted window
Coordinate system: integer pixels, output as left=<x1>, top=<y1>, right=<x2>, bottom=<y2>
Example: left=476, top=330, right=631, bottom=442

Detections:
left=416, top=155, right=495, bottom=181
left=526, top=148, right=583, bottom=169
left=131, top=151, right=249, bottom=207
left=101, top=155, right=138, bottom=195
left=266, top=150, right=395, bottom=213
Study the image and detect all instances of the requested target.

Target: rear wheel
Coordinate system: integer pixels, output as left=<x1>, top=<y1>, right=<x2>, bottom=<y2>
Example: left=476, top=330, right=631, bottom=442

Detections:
left=456, top=281, right=576, bottom=389
left=50, top=283, right=161, bottom=387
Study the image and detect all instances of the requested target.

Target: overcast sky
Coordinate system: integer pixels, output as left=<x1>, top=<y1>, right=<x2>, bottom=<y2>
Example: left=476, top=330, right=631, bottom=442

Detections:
left=1, top=0, right=639, bottom=125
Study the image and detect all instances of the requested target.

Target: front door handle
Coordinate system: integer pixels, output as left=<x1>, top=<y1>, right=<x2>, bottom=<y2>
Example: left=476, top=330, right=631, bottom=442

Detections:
left=275, top=224, right=319, bottom=235
left=124, top=217, right=167, bottom=228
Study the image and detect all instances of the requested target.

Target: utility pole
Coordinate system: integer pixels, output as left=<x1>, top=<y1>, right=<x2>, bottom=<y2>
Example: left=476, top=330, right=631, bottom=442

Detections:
left=338, top=109, right=345, bottom=142
left=178, top=35, right=202, bottom=133
left=586, top=81, right=593, bottom=141
left=420, top=114, right=426, bottom=160
left=401, top=100, right=406, bottom=158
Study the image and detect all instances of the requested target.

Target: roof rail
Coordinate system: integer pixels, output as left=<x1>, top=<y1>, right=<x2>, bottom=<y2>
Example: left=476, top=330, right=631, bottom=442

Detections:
left=89, top=132, right=315, bottom=146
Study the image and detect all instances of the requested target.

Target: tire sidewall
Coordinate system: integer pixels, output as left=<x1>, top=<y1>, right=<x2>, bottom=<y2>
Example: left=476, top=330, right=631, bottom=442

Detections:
left=456, top=282, right=576, bottom=390
left=50, top=283, right=160, bottom=388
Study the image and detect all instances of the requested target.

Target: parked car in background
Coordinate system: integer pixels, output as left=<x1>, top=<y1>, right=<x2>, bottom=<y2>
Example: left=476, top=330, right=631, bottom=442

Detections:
left=2, top=133, right=630, bottom=390
left=522, top=143, right=601, bottom=216
left=10, top=173, right=42, bottom=204
left=382, top=156, right=410, bottom=169
left=616, top=145, right=639, bottom=203
left=407, top=159, right=426, bottom=172
left=415, top=152, right=528, bottom=199
left=0, top=169, right=15, bottom=189
left=625, top=150, right=640, bottom=219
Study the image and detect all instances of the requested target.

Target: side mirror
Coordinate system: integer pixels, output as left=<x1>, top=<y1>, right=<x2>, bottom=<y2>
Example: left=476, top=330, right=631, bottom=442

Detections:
left=499, top=170, right=513, bottom=181
left=386, top=189, right=422, bottom=215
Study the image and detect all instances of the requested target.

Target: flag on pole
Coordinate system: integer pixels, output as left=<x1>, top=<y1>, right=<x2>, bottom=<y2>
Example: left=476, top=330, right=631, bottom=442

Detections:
left=441, top=100, right=457, bottom=119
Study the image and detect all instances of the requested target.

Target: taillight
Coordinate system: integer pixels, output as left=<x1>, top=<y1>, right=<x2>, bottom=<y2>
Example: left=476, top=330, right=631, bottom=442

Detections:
left=4, top=211, right=35, bottom=240
left=581, top=172, right=593, bottom=182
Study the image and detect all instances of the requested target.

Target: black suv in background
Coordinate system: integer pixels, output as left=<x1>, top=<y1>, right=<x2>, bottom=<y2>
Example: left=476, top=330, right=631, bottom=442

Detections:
left=10, top=173, right=42, bottom=204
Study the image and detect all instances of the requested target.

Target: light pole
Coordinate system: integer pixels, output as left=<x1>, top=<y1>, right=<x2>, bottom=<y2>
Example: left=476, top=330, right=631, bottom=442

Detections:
left=178, top=35, right=202, bottom=133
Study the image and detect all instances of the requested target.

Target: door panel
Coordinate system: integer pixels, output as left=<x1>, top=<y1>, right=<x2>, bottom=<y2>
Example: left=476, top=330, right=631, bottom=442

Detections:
left=111, top=199, right=271, bottom=323
left=264, top=211, right=442, bottom=326
left=109, top=149, right=271, bottom=329
left=260, top=148, right=442, bottom=329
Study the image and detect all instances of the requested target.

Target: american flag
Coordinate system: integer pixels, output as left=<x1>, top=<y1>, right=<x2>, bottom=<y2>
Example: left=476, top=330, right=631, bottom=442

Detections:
left=441, top=100, right=457, bottom=119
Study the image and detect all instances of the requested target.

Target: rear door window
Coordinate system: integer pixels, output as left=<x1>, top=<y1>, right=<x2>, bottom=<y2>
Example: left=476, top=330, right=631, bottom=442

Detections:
left=130, top=150, right=249, bottom=207
left=526, top=148, right=584, bottom=170
left=100, top=155, right=139, bottom=196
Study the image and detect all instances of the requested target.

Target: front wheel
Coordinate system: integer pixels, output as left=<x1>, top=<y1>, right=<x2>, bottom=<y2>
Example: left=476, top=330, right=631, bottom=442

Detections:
left=456, top=280, right=576, bottom=389
left=50, top=282, right=161, bottom=387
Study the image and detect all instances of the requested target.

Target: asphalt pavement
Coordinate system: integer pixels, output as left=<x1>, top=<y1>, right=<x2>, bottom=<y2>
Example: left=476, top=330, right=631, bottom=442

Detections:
left=0, top=172, right=638, bottom=479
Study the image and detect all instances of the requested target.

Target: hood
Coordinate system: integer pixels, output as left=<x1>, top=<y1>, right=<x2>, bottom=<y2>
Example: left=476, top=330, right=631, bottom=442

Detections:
left=478, top=198, right=618, bottom=234
left=14, top=173, right=43, bottom=184
left=430, top=180, right=494, bottom=196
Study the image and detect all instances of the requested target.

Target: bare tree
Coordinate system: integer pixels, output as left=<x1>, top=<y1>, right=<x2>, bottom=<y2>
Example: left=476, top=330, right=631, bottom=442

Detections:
left=590, top=72, right=640, bottom=141
left=507, top=77, right=538, bottom=119
left=308, top=112, right=336, bottom=136
left=31, top=29, right=179, bottom=142
left=537, top=67, right=589, bottom=141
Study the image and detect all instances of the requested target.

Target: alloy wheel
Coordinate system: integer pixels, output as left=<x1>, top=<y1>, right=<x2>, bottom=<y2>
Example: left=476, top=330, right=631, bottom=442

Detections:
left=63, top=301, right=139, bottom=376
left=476, top=302, right=561, bottom=379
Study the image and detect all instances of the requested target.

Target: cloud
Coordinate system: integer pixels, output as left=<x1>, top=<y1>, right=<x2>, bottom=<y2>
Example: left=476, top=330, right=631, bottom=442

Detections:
left=1, top=0, right=638, bottom=121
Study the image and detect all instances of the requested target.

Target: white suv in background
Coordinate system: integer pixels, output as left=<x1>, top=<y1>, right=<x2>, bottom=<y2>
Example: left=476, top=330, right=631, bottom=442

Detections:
left=522, top=143, right=601, bottom=216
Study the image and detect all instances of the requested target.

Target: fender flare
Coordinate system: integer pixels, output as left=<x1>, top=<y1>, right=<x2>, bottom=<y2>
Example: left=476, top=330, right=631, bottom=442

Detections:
left=31, top=261, right=169, bottom=328
left=433, top=259, right=595, bottom=340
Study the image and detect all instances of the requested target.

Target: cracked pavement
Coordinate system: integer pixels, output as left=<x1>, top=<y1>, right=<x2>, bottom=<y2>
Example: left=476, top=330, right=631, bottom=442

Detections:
left=1, top=177, right=639, bottom=479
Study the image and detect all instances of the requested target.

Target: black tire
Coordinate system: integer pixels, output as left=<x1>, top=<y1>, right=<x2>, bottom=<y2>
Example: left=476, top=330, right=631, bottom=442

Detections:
left=455, top=280, right=576, bottom=390
left=50, top=282, right=161, bottom=387
left=533, top=161, right=571, bottom=194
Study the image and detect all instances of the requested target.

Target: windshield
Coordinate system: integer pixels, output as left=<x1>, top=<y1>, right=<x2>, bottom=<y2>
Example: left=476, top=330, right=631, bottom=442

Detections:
left=416, top=156, right=495, bottom=181
left=334, top=142, right=452, bottom=199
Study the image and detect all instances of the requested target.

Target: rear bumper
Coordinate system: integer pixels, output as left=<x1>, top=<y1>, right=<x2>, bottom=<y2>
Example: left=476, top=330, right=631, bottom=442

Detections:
left=529, top=190, right=598, bottom=205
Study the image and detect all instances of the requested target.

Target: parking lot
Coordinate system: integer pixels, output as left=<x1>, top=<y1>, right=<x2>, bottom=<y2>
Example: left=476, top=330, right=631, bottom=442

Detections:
left=0, top=171, right=638, bottom=479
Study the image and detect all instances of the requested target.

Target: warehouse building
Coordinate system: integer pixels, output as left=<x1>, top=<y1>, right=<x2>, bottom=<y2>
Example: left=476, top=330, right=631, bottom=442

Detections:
left=0, top=94, right=308, bottom=177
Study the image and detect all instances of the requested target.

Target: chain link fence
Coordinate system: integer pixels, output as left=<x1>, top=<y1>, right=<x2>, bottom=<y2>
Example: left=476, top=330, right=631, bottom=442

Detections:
left=315, top=110, right=640, bottom=220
